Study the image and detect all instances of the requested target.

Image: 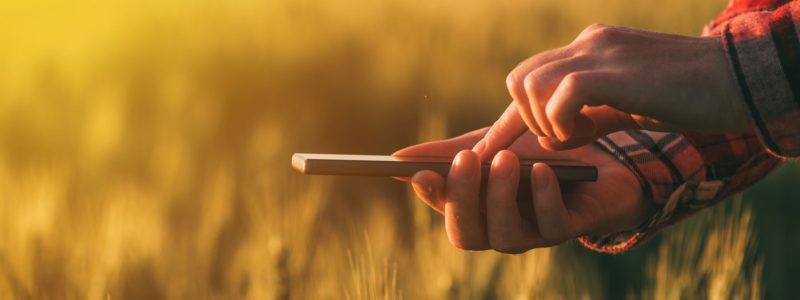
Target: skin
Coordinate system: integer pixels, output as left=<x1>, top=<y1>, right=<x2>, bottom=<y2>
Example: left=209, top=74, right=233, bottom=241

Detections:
left=474, top=24, right=751, bottom=157
left=394, top=24, right=748, bottom=252
left=393, top=128, right=654, bottom=253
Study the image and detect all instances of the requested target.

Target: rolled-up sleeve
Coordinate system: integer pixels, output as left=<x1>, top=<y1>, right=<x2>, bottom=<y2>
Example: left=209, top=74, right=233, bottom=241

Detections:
left=722, top=1, right=800, bottom=157
left=577, top=130, right=782, bottom=254
left=577, top=0, right=798, bottom=254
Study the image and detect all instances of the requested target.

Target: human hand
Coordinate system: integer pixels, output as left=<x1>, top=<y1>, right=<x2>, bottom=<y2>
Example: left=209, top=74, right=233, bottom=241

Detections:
left=393, top=128, right=654, bottom=253
left=474, top=24, right=749, bottom=155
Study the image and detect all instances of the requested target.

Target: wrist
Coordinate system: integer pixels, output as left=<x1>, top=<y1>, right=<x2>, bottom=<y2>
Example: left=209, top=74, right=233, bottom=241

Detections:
left=586, top=140, right=654, bottom=233
left=576, top=130, right=707, bottom=253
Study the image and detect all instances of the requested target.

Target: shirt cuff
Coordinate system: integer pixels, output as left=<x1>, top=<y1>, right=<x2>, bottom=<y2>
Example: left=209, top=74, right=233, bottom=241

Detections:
left=721, top=3, right=800, bottom=157
left=576, top=131, right=708, bottom=253
left=577, top=180, right=723, bottom=254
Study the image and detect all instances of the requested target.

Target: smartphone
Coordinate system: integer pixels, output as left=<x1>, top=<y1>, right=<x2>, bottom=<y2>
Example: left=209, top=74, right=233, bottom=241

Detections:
left=292, top=153, right=597, bottom=182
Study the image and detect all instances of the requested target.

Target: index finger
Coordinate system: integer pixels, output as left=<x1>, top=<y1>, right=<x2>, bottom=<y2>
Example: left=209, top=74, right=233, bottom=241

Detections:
left=393, top=127, right=488, bottom=157
left=392, top=127, right=489, bottom=182
left=472, top=104, right=528, bottom=162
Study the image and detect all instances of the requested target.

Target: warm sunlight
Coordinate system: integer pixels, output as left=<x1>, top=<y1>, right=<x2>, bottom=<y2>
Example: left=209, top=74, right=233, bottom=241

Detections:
left=0, top=0, right=790, bottom=298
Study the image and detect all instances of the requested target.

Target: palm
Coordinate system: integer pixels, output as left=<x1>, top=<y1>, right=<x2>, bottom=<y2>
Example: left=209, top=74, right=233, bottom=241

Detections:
left=395, top=127, right=647, bottom=240
left=507, top=130, right=643, bottom=234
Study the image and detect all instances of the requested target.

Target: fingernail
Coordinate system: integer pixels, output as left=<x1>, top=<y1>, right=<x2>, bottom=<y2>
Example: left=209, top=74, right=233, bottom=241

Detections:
left=452, top=152, right=476, bottom=178
left=492, top=155, right=513, bottom=179
left=452, top=155, right=463, bottom=173
left=472, top=140, right=486, bottom=154
left=554, top=126, right=569, bottom=142
left=533, top=163, right=550, bottom=189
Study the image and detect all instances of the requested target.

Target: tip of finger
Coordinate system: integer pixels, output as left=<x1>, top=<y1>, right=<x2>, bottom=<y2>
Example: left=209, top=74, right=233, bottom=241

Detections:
left=391, top=147, right=413, bottom=157
left=531, top=162, right=555, bottom=189
left=411, top=170, right=442, bottom=184
left=532, top=161, right=551, bottom=170
left=536, top=119, right=556, bottom=138
left=538, top=135, right=593, bottom=151
left=493, top=149, right=518, bottom=163
left=536, top=136, right=561, bottom=150
left=490, top=150, right=520, bottom=179
left=455, top=149, right=478, bottom=162
left=532, top=162, right=555, bottom=177
left=537, top=136, right=562, bottom=150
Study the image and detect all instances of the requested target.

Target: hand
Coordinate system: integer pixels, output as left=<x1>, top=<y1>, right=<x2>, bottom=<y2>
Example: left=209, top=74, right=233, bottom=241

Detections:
left=393, top=128, right=654, bottom=253
left=474, top=24, right=750, bottom=155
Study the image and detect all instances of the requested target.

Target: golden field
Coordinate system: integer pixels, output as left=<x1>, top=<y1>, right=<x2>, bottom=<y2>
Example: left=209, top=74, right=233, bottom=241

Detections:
left=0, top=0, right=791, bottom=298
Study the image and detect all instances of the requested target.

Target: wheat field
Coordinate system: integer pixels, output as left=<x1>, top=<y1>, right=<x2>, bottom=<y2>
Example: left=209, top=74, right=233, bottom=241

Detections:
left=0, top=0, right=788, bottom=298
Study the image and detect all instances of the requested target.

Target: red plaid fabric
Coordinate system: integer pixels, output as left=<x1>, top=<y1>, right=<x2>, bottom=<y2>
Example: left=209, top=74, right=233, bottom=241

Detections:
left=578, top=0, right=798, bottom=253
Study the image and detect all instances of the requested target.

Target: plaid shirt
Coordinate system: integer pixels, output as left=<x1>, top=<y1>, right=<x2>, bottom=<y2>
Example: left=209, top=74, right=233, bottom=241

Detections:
left=578, top=0, right=800, bottom=253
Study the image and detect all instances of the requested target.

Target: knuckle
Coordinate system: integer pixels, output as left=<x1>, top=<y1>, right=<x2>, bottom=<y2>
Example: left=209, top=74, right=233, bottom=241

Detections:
left=484, top=124, right=504, bottom=144
left=545, top=100, right=561, bottom=121
left=560, top=72, right=586, bottom=91
left=584, top=23, right=608, bottom=33
left=579, top=23, right=616, bottom=44
left=590, top=28, right=614, bottom=42
left=569, top=52, right=592, bottom=62
left=522, top=72, right=543, bottom=96
left=506, top=71, right=523, bottom=92
left=546, top=71, right=585, bottom=119
left=483, top=125, right=497, bottom=140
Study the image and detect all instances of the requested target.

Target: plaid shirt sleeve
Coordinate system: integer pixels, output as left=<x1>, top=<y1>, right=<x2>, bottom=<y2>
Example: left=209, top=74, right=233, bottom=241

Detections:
left=719, top=0, right=800, bottom=157
left=576, top=130, right=783, bottom=253
left=576, top=1, right=799, bottom=253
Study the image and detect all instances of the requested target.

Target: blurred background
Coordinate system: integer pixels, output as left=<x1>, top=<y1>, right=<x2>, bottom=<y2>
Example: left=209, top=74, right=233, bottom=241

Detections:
left=1, top=0, right=798, bottom=298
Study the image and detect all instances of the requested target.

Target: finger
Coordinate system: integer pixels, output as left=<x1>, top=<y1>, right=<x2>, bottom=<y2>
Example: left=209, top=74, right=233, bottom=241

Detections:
left=393, top=127, right=489, bottom=158
left=410, top=170, right=446, bottom=214
left=506, top=48, right=571, bottom=137
left=445, top=150, right=489, bottom=250
left=537, top=113, right=596, bottom=151
left=524, top=72, right=554, bottom=137
left=505, top=130, right=576, bottom=159
left=472, top=104, right=528, bottom=162
left=523, top=56, right=592, bottom=138
left=538, top=106, right=639, bottom=151
left=393, top=127, right=489, bottom=182
left=531, top=162, right=579, bottom=243
left=545, top=71, right=621, bottom=142
left=486, top=150, right=538, bottom=253
left=509, top=82, right=543, bottom=137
